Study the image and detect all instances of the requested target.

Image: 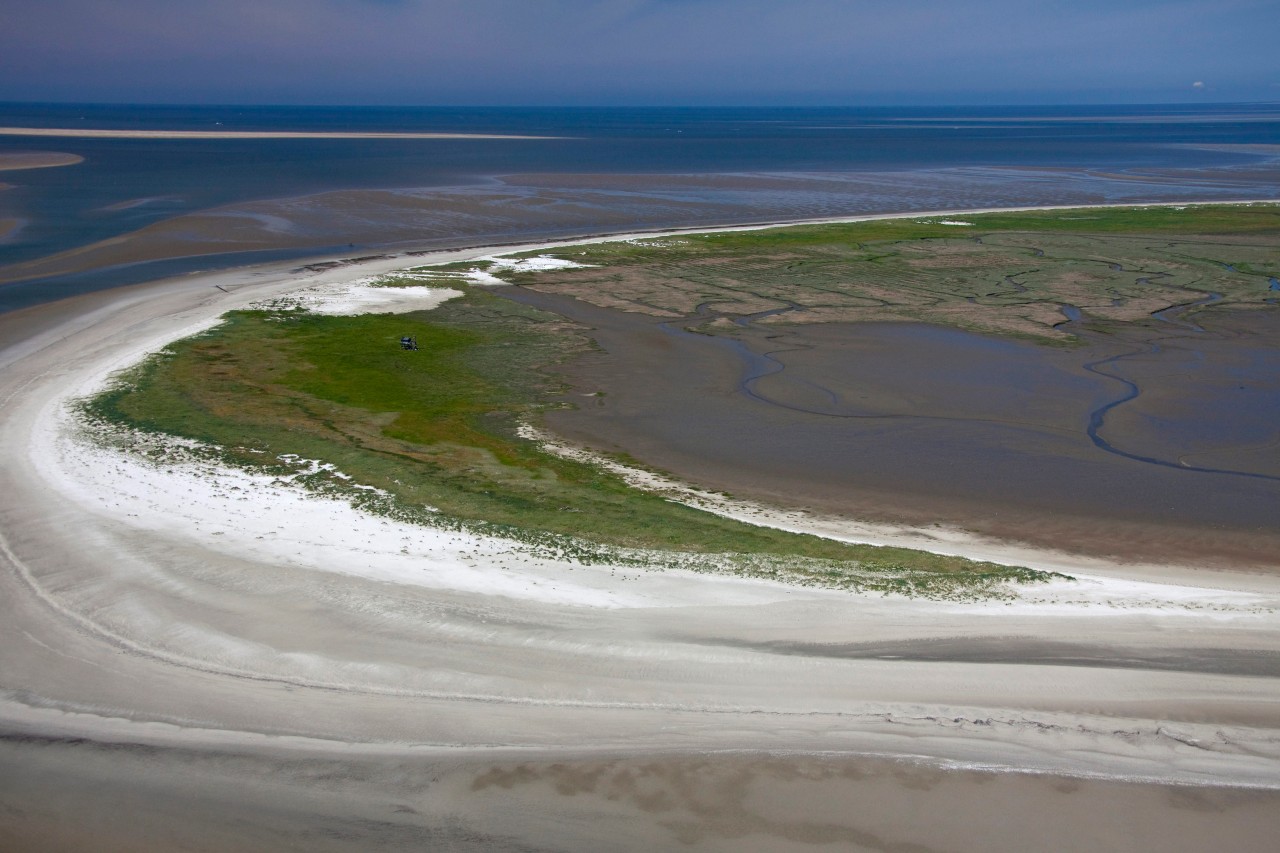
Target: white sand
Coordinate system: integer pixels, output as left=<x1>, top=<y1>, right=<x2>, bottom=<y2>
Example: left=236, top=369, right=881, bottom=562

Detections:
left=410, top=254, right=595, bottom=286
left=254, top=274, right=463, bottom=315
left=0, top=127, right=557, bottom=140
left=2, top=202, right=1280, bottom=848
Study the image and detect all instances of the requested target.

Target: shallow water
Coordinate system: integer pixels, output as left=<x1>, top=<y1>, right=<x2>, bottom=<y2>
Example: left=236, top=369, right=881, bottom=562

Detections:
left=4, top=103, right=1280, bottom=311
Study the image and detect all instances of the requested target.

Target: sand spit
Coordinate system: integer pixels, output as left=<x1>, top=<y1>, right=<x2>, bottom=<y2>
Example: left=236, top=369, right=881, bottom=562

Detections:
left=0, top=126, right=557, bottom=140
left=3, top=209, right=1280, bottom=849
left=0, top=150, right=84, bottom=171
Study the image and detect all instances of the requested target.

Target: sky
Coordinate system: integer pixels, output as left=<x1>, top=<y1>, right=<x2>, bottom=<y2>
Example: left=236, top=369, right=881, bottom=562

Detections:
left=1, top=0, right=1276, bottom=106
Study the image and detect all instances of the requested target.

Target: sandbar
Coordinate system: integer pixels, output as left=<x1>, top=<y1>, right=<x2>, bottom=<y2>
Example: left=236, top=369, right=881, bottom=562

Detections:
left=0, top=126, right=557, bottom=140
left=0, top=150, right=83, bottom=171
left=2, top=212, right=1279, bottom=850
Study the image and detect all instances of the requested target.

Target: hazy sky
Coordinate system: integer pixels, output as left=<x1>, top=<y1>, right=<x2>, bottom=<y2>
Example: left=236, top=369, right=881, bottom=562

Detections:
left=1, top=0, right=1276, bottom=105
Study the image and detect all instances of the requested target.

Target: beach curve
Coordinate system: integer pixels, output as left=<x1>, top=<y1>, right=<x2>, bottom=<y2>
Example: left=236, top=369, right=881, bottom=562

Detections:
left=3, top=207, right=1280, bottom=849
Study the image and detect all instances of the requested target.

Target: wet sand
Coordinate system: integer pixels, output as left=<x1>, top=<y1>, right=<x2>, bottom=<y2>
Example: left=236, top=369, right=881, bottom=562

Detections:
left=0, top=150, right=84, bottom=171
left=2, top=229, right=1280, bottom=851
left=528, top=289, right=1280, bottom=569
left=6, top=744, right=1280, bottom=853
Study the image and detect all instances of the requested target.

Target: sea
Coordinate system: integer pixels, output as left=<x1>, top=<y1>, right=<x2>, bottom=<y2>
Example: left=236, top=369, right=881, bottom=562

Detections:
left=2, top=102, right=1279, bottom=312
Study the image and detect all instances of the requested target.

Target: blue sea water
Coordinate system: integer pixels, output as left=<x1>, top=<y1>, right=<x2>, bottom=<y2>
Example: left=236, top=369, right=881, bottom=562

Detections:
left=2, top=102, right=1279, bottom=311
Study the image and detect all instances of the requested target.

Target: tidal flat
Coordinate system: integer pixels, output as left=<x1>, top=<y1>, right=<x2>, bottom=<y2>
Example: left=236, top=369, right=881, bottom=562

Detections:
left=491, top=204, right=1280, bottom=567
left=4, top=202, right=1280, bottom=852
left=85, top=272, right=1044, bottom=598
left=84, top=203, right=1280, bottom=579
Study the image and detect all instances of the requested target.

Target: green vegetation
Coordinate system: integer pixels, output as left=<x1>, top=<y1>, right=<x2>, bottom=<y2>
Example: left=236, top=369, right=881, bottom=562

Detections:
left=86, top=285, right=1051, bottom=598
left=488, top=203, right=1280, bottom=343
left=93, top=204, right=1280, bottom=598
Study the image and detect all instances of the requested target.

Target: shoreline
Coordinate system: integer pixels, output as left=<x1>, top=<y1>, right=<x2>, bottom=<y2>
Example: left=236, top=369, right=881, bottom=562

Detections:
left=5, top=197, right=1279, bottom=585
left=1, top=198, right=1279, bottom=846
left=4, top=193, right=1278, bottom=298
left=265, top=195, right=1280, bottom=276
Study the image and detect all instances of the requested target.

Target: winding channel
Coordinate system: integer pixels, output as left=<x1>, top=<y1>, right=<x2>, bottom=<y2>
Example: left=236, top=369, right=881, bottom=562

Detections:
left=658, top=282, right=1280, bottom=484
left=654, top=300, right=1086, bottom=438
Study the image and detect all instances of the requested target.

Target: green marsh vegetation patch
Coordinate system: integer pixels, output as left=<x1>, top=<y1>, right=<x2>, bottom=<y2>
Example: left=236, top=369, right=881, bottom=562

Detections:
left=86, top=285, right=1052, bottom=598
left=505, top=203, right=1280, bottom=343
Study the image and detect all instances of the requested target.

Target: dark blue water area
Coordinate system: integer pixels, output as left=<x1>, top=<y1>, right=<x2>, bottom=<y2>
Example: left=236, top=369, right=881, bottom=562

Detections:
left=3, top=102, right=1280, bottom=312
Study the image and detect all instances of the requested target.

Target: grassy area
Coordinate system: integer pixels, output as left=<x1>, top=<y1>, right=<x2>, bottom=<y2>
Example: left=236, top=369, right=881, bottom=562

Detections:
left=466, top=203, right=1280, bottom=343
left=86, top=283, right=1053, bottom=598
left=86, top=204, right=1280, bottom=597
left=538, top=202, right=1280, bottom=258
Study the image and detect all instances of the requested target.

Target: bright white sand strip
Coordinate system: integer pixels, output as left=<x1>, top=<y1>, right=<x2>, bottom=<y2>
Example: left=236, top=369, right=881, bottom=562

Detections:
left=252, top=275, right=463, bottom=315
left=473, top=199, right=1280, bottom=253
left=29, top=270, right=802, bottom=612
left=32, top=242, right=1280, bottom=616
left=18, top=201, right=1280, bottom=620
left=32, top=229, right=1280, bottom=614
left=0, top=127, right=558, bottom=140
left=3, top=204, right=1280, bottom=799
left=431, top=255, right=595, bottom=286
left=35, top=422, right=635, bottom=609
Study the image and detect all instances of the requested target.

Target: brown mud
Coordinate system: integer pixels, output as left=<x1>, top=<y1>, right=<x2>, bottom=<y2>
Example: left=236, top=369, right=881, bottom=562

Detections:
left=509, top=286, right=1280, bottom=569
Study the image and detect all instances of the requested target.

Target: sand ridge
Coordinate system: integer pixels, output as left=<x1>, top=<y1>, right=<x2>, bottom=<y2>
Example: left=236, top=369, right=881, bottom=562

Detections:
left=0, top=150, right=84, bottom=171
left=0, top=126, right=559, bottom=140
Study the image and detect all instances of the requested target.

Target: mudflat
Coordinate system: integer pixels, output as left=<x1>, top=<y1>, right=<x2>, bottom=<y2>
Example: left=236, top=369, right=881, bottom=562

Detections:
left=533, top=293, right=1280, bottom=567
left=487, top=207, right=1280, bottom=569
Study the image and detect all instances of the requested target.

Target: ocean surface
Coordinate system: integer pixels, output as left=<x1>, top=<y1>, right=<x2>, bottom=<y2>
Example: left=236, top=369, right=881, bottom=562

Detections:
left=2, top=102, right=1280, bottom=311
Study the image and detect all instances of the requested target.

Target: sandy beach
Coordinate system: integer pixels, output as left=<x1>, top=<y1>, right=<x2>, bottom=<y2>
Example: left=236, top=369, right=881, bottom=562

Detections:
left=3, top=213, right=1280, bottom=850
left=0, top=127, right=556, bottom=140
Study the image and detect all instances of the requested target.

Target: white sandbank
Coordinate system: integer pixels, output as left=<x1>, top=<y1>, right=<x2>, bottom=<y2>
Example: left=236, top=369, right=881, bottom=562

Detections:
left=0, top=126, right=558, bottom=140
left=2, top=201, right=1279, bottom=803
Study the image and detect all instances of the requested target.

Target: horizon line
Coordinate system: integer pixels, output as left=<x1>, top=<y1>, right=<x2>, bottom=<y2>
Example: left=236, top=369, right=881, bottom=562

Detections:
left=2, top=99, right=1278, bottom=111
